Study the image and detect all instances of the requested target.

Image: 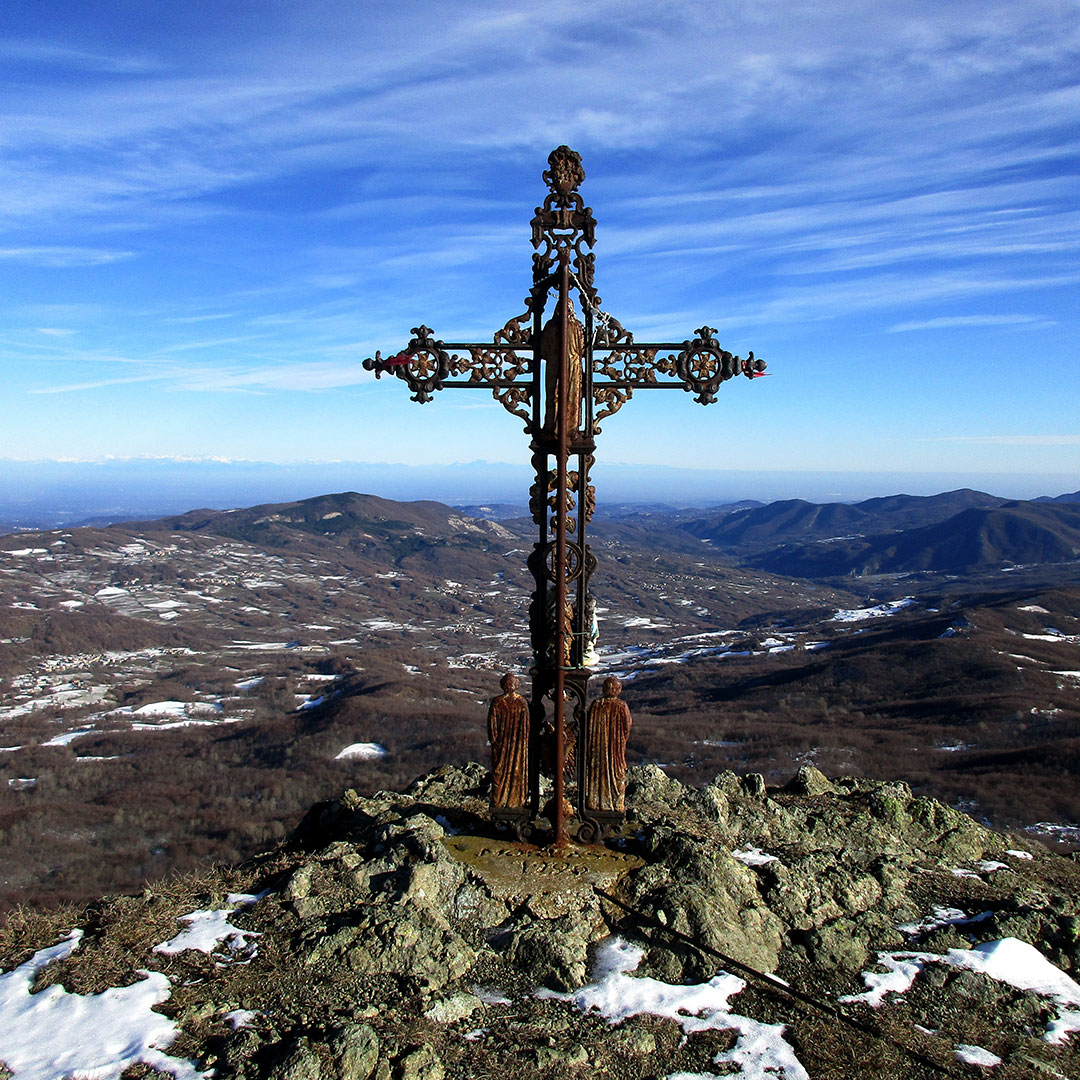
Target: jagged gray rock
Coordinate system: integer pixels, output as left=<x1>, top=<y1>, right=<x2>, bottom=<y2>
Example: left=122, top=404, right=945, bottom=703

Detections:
left=5, top=761, right=1080, bottom=1080
left=787, top=763, right=835, bottom=796
left=334, top=1024, right=380, bottom=1080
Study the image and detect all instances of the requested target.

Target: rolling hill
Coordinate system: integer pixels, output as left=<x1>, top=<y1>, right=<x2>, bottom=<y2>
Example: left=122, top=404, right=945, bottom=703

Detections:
left=747, top=500, right=1080, bottom=577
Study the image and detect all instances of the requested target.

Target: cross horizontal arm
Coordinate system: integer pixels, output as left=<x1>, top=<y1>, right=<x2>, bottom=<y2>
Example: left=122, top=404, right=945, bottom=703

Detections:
left=362, top=322, right=536, bottom=423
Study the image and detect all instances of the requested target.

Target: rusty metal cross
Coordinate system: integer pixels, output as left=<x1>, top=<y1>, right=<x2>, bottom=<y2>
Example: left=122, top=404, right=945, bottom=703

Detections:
left=363, top=146, right=766, bottom=845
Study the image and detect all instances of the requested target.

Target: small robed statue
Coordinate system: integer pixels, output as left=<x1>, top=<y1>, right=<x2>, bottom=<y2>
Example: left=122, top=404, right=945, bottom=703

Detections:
left=541, top=297, right=585, bottom=437
left=583, top=676, right=633, bottom=812
left=487, top=672, right=530, bottom=810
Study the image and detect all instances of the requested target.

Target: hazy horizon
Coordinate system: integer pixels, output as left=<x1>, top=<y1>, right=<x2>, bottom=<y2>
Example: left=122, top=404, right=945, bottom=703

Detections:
left=1, top=456, right=1075, bottom=532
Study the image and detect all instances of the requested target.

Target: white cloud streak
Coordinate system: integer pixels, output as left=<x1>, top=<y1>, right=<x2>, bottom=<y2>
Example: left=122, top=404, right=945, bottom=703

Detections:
left=888, top=315, right=1051, bottom=332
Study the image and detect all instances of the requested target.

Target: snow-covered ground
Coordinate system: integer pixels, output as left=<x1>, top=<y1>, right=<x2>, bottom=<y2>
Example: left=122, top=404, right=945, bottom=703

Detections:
left=0, top=932, right=206, bottom=1080
left=831, top=598, right=917, bottom=623
left=0, top=893, right=265, bottom=1080
left=539, top=936, right=809, bottom=1080
left=335, top=742, right=388, bottom=760
left=843, top=936, right=1080, bottom=1045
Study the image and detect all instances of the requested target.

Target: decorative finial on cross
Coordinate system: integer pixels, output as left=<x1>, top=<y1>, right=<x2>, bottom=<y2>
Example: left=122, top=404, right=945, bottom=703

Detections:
left=363, top=148, right=768, bottom=847
left=543, top=145, right=586, bottom=203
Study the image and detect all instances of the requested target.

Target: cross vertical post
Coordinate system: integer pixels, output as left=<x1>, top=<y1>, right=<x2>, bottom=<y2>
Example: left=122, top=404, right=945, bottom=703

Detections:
left=363, top=146, right=767, bottom=844
left=553, top=250, right=571, bottom=846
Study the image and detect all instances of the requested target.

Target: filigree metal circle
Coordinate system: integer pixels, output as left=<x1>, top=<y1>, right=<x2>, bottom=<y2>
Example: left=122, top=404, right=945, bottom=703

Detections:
left=545, top=541, right=583, bottom=582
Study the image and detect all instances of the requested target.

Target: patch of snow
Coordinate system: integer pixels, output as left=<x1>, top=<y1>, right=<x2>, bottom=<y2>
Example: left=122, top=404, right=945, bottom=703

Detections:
left=224, top=1009, right=258, bottom=1030
left=40, top=727, right=96, bottom=747
left=538, top=937, right=808, bottom=1080
left=0, top=930, right=208, bottom=1080
left=133, top=700, right=190, bottom=717
left=1, top=745, right=23, bottom=752
left=335, top=742, right=388, bottom=760
left=1006, top=849, right=1034, bottom=861
left=8, top=778, right=37, bottom=789
left=844, top=938, right=1080, bottom=1043
left=954, top=1044, right=1002, bottom=1067
left=472, top=986, right=513, bottom=1005
left=841, top=952, right=931, bottom=1008
left=362, top=618, right=410, bottom=631
left=3, top=548, right=48, bottom=557
left=229, top=641, right=296, bottom=651
left=130, top=716, right=243, bottom=732
left=58, top=599, right=84, bottom=608
left=1027, top=822, right=1080, bottom=844
left=831, top=598, right=916, bottom=623
left=234, top=676, right=265, bottom=690
left=1019, top=605, right=1050, bottom=614
left=153, top=899, right=261, bottom=958
left=94, top=585, right=130, bottom=598
left=732, top=846, right=780, bottom=866
left=898, top=906, right=992, bottom=936
left=898, top=907, right=968, bottom=935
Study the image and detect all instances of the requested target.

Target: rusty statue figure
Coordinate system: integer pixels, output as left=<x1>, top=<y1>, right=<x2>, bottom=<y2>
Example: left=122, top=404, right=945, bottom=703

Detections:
left=583, top=676, right=633, bottom=813
left=541, top=297, right=584, bottom=437
left=487, top=672, right=530, bottom=810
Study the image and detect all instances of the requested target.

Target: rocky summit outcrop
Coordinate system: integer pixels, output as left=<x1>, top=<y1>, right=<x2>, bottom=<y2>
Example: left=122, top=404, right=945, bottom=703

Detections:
left=2, top=763, right=1080, bottom=1079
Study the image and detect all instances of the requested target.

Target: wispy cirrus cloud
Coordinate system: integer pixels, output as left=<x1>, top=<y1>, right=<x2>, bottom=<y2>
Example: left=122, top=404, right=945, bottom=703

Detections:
left=888, top=314, right=1052, bottom=333
left=0, top=39, right=160, bottom=74
left=1, top=1, right=1078, bottom=474
left=28, top=372, right=170, bottom=395
left=0, top=246, right=135, bottom=267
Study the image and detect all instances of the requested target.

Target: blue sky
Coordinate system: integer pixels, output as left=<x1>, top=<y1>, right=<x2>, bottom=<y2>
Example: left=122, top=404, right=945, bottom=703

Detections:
left=2, top=0, right=1078, bottom=502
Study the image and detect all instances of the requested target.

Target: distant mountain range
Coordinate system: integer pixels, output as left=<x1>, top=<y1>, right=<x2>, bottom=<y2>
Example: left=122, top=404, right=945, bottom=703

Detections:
left=126, top=486, right=1080, bottom=579
left=10, top=485, right=1079, bottom=581
left=678, top=488, right=1080, bottom=577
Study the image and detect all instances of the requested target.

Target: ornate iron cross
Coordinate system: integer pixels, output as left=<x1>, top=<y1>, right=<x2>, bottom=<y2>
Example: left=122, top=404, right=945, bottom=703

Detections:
left=363, top=146, right=766, bottom=845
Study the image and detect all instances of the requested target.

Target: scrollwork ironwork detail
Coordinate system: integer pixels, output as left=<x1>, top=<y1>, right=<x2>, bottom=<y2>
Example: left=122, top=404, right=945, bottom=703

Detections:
left=675, top=326, right=742, bottom=405
left=361, top=325, right=450, bottom=403
left=455, top=309, right=534, bottom=425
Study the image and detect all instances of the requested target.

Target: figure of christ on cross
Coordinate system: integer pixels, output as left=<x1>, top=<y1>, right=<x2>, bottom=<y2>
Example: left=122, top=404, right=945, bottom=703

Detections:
left=363, top=146, right=767, bottom=846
